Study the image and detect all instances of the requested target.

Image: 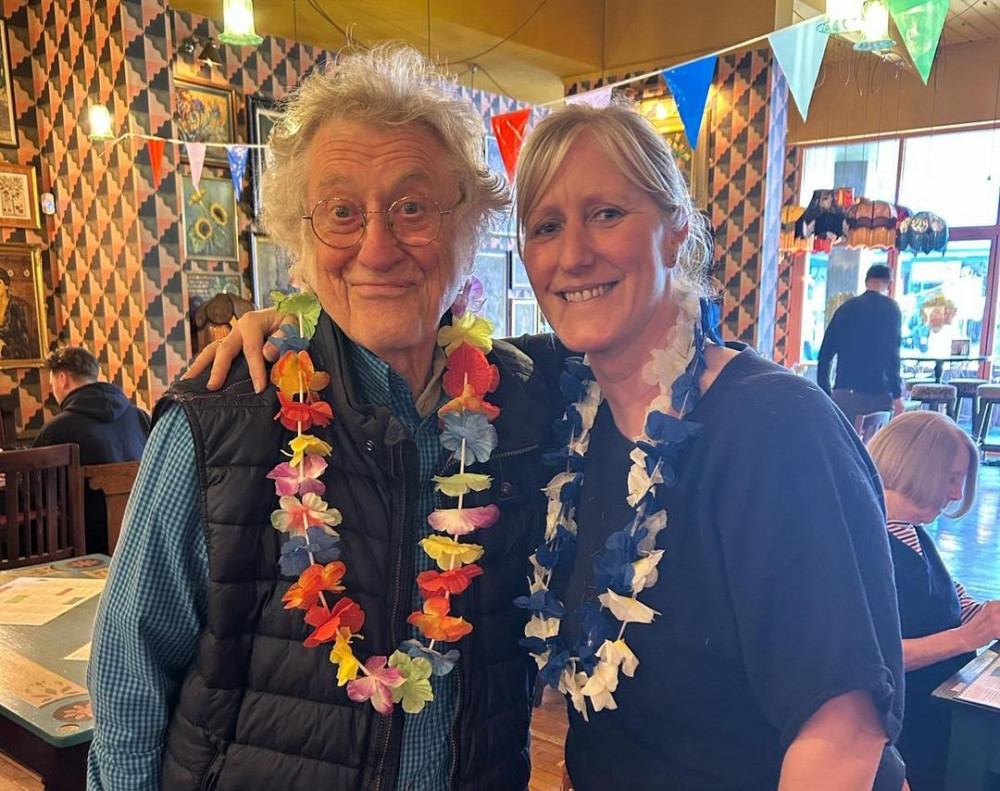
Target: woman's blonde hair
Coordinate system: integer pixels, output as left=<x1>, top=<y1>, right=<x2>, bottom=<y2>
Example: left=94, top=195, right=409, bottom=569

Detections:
left=867, top=411, right=979, bottom=518
left=514, top=103, right=713, bottom=298
left=260, top=43, right=507, bottom=290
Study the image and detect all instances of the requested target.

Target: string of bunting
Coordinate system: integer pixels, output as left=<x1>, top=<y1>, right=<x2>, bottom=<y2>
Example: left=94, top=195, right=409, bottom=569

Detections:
left=110, top=1, right=949, bottom=193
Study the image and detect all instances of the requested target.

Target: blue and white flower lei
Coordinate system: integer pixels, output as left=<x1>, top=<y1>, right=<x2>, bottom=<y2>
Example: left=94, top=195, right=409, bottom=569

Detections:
left=515, top=294, right=723, bottom=720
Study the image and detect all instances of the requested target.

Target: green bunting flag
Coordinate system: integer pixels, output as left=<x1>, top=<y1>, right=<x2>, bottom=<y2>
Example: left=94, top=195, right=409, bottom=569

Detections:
left=887, top=0, right=949, bottom=84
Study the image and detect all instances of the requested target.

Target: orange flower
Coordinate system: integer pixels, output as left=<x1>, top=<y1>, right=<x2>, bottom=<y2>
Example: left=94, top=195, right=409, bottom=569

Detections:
left=443, top=344, right=499, bottom=398
left=275, top=392, right=334, bottom=431
left=417, top=564, right=483, bottom=598
left=271, top=350, right=331, bottom=398
left=282, top=561, right=347, bottom=611
left=407, top=596, right=473, bottom=642
left=438, top=381, right=500, bottom=421
left=304, top=596, right=366, bottom=647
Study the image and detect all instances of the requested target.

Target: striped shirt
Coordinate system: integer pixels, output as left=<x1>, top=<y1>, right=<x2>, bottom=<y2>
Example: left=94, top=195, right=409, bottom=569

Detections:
left=87, top=341, right=454, bottom=791
left=886, top=520, right=983, bottom=623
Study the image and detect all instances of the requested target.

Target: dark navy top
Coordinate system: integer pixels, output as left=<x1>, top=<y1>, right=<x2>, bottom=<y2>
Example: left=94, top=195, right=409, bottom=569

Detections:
left=562, top=350, right=905, bottom=791
left=817, top=290, right=903, bottom=399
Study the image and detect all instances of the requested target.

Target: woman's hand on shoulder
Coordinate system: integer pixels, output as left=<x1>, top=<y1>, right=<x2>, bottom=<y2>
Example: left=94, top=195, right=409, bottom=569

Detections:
left=182, top=307, right=286, bottom=393
left=960, top=600, right=1000, bottom=652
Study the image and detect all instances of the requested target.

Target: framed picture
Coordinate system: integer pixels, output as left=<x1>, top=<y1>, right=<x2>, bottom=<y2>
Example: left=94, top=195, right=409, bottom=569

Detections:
left=247, top=94, right=281, bottom=221
left=640, top=96, right=710, bottom=209
left=173, top=76, right=235, bottom=164
left=510, top=298, right=538, bottom=337
left=0, top=21, right=17, bottom=147
left=0, top=244, right=48, bottom=368
left=181, top=174, right=239, bottom=261
left=0, top=162, right=39, bottom=229
left=473, top=250, right=508, bottom=336
left=183, top=267, right=243, bottom=319
left=510, top=252, right=532, bottom=290
left=250, top=233, right=295, bottom=307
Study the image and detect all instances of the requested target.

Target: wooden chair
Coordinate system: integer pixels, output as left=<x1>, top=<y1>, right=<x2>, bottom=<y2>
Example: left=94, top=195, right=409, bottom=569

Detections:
left=853, top=411, right=891, bottom=445
left=0, top=444, right=86, bottom=569
left=0, top=393, right=18, bottom=449
left=81, top=460, right=140, bottom=555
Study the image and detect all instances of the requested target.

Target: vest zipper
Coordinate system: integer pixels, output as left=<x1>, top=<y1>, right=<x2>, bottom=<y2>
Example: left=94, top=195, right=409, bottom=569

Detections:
left=447, top=665, right=464, bottom=790
left=371, top=440, right=412, bottom=791
left=200, top=751, right=225, bottom=791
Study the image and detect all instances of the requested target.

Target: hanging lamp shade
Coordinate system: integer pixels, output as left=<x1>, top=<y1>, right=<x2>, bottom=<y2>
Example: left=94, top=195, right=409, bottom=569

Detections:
left=819, top=0, right=865, bottom=34
left=846, top=198, right=898, bottom=249
left=781, top=205, right=811, bottom=253
left=800, top=189, right=849, bottom=253
left=854, top=0, right=895, bottom=51
left=899, top=211, right=949, bottom=254
left=218, top=0, right=263, bottom=45
left=894, top=204, right=912, bottom=248
left=88, top=105, right=114, bottom=140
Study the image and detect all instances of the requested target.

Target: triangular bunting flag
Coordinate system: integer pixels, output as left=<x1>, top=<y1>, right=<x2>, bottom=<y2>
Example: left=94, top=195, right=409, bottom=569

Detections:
left=768, top=18, right=829, bottom=121
left=186, top=143, right=207, bottom=191
left=490, top=108, right=532, bottom=184
left=888, top=0, right=949, bottom=83
left=565, top=86, right=613, bottom=109
left=146, top=138, right=166, bottom=189
left=227, top=145, right=249, bottom=199
left=662, top=54, right=717, bottom=151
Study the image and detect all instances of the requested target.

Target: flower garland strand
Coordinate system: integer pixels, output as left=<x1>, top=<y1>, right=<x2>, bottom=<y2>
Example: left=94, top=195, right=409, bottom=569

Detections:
left=516, top=294, right=721, bottom=720
left=266, top=282, right=502, bottom=715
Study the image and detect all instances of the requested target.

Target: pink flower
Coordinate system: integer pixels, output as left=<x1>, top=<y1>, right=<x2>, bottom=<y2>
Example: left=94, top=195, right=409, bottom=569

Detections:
left=346, top=656, right=405, bottom=715
left=427, top=505, right=499, bottom=536
left=270, top=493, right=342, bottom=535
left=267, top=456, right=327, bottom=497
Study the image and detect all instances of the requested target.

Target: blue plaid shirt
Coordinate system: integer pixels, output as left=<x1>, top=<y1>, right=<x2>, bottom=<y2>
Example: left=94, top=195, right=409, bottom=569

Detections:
left=87, top=341, right=454, bottom=791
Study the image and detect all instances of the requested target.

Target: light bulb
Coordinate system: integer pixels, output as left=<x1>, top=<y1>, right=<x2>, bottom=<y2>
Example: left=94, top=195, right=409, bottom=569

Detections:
left=88, top=105, right=114, bottom=140
left=819, top=0, right=865, bottom=34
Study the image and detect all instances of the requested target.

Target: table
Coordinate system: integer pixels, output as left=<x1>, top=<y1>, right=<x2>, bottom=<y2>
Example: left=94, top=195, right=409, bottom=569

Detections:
left=0, top=554, right=109, bottom=791
left=933, top=643, right=1000, bottom=790
left=900, top=355, right=989, bottom=383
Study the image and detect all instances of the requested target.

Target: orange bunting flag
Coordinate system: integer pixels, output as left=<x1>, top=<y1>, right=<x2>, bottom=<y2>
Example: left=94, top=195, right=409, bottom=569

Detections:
left=442, top=344, right=500, bottom=399
left=408, top=596, right=474, bottom=642
left=147, top=138, right=166, bottom=189
left=490, top=108, right=531, bottom=184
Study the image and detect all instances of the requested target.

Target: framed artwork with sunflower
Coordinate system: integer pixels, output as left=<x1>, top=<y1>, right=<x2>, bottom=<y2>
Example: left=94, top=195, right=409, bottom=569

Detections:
left=181, top=174, right=239, bottom=261
left=173, top=76, right=235, bottom=165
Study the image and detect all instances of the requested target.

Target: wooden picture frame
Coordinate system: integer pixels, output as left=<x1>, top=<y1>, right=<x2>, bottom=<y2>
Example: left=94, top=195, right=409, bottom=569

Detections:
left=0, top=20, right=17, bottom=147
left=641, top=96, right=710, bottom=209
left=247, top=94, right=281, bottom=222
left=0, top=162, right=39, bottom=229
left=250, top=233, right=294, bottom=307
left=180, top=174, right=239, bottom=261
left=173, top=76, right=235, bottom=164
left=0, top=244, right=48, bottom=368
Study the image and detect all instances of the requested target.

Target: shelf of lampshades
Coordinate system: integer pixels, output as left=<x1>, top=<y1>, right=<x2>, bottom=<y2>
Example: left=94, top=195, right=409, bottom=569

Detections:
left=780, top=189, right=948, bottom=256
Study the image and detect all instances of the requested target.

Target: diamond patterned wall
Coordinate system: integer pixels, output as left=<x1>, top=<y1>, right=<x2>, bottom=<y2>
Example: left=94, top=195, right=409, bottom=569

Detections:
left=773, top=144, right=803, bottom=366
left=0, top=0, right=528, bottom=442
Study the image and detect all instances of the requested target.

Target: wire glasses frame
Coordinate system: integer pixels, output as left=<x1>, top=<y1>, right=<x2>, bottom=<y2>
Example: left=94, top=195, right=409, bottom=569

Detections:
left=302, top=195, right=461, bottom=250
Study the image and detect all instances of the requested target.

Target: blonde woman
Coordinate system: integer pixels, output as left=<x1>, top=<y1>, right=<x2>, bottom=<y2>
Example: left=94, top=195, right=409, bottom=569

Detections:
left=869, top=411, right=1000, bottom=791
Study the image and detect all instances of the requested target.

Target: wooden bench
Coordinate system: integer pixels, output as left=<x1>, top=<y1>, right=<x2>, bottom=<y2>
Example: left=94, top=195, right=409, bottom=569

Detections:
left=81, top=461, right=140, bottom=555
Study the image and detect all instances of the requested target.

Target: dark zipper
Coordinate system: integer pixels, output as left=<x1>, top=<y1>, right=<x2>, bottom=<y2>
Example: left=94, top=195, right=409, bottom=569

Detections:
left=371, top=440, right=413, bottom=791
left=447, top=666, right=464, bottom=790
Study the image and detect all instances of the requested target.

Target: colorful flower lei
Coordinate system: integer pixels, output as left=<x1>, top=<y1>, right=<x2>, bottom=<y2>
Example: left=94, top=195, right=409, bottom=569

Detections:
left=515, top=295, right=722, bottom=720
left=267, top=283, right=501, bottom=715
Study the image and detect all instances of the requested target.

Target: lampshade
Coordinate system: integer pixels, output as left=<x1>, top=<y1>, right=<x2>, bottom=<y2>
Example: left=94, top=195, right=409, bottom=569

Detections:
left=88, top=105, right=114, bottom=140
left=780, top=205, right=811, bottom=253
left=854, top=0, right=895, bottom=51
left=218, top=0, right=263, bottom=46
left=799, top=188, right=849, bottom=253
left=818, top=0, right=865, bottom=34
left=899, top=211, right=949, bottom=254
left=197, top=40, right=224, bottom=67
left=846, top=198, right=898, bottom=249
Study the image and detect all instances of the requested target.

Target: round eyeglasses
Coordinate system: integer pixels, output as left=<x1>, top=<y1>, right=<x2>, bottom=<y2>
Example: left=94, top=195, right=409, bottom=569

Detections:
left=302, top=195, right=460, bottom=249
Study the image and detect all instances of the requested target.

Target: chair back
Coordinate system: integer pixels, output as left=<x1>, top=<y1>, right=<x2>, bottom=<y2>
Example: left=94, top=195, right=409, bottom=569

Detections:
left=854, top=411, right=892, bottom=445
left=81, top=460, right=140, bottom=554
left=0, top=443, right=85, bottom=569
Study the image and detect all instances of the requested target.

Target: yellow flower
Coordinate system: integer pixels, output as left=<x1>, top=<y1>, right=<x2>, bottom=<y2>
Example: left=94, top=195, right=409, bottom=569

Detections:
left=329, top=629, right=361, bottom=686
left=193, top=218, right=213, bottom=241
left=432, top=472, right=491, bottom=498
left=419, top=535, right=484, bottom=570
left=437, top=312, right=494, bottom=355
left=288, top=434, right=333, bottom=467
left=209, top=202, right=228, bottom=225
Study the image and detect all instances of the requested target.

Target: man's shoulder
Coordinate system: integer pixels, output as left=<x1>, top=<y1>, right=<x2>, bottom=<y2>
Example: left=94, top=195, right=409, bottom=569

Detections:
left=154, top=356, right=278, bottom=426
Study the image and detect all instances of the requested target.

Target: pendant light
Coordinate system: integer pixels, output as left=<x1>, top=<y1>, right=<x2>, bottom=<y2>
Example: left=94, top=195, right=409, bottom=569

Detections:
left=218, top=0, right=263, bottom=46
left=854, top=0, right=895, bottom=51
left=818, top=0, right=865, bottom=35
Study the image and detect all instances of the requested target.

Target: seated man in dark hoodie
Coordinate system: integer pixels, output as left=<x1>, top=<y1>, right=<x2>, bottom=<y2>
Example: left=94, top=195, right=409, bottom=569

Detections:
left=34, top=346, right=150, bottom=553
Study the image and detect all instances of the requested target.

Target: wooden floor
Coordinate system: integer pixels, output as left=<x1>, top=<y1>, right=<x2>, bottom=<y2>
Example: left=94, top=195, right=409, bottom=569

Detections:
left=0, top=752, right=40, bottom=791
